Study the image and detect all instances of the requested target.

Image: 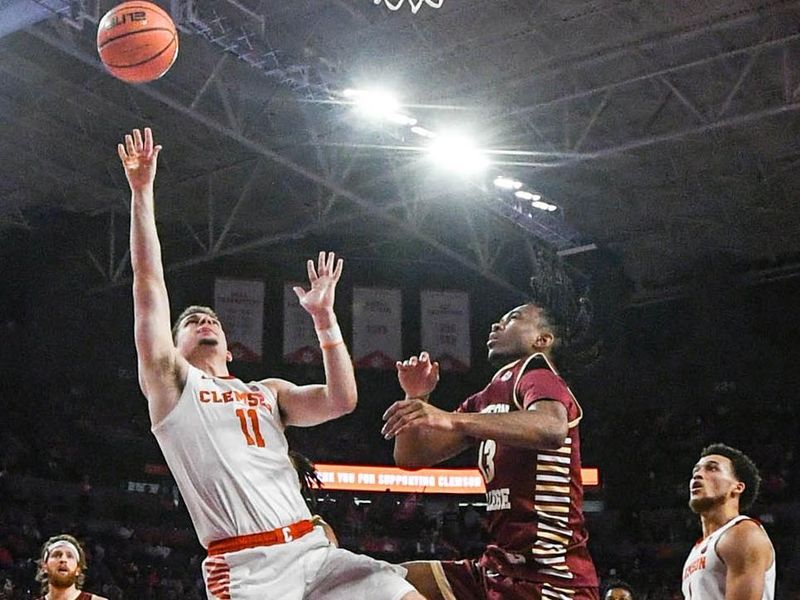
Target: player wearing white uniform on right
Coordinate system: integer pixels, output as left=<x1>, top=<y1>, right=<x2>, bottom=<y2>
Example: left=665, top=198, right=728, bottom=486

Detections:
left=119, top=127, right=425, bottom=600
left=682, top=444, right=775, bottom=600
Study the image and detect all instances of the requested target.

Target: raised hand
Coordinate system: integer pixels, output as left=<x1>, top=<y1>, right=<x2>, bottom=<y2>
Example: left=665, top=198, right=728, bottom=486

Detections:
left=293, top=251, right=343, bottom=321
left=117, top=127, right=161, bottom=192
left=396, top=352, right=440, bottom=399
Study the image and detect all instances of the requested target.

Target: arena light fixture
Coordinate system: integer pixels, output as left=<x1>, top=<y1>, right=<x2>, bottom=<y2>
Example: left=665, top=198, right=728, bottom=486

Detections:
left=410, top=126, right=437, bottom=139
left=427, top=134, right=489, bottom=173
left=493, top=176, right=523, bottom=190
left=514, top=190, right=542, bottom=202
left=342, top=88, right=402, bottom=121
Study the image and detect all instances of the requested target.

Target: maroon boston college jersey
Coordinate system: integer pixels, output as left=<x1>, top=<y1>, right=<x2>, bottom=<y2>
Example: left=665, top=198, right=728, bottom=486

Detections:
left=457, top=353, right=598, bottom=588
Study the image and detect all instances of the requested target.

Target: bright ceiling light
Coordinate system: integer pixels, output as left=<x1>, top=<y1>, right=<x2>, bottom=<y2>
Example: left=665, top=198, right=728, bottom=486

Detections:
left=515, top=190, right=542, bottom=202
left=494, top=176, right=523, bottom=190
left=386, top=113, right=417, bottom=126
left=427, top=134, right=489, bottom=173
left=532, top=200, right=556, bottom=211
left=342, top=88, right=401, bottom=120
left=411, top=126, right=436, bottom=138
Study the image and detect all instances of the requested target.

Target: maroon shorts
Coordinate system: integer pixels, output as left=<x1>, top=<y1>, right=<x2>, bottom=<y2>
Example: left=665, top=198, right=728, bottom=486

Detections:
left=433, top=559, right=599, bottom=600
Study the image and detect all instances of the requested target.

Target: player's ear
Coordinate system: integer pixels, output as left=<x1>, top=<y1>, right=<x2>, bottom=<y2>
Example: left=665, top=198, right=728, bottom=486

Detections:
left=226, top=351, right=233, bottom=363
left=535, top=331, right=554, bottom=350
left=733, top=480, right=746, bottom=497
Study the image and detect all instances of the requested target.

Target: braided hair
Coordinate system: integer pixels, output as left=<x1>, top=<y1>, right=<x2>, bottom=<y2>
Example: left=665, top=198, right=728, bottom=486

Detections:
left=289, top=450, right=323, bottom=511
left=528, top=247, right=599, bottom=377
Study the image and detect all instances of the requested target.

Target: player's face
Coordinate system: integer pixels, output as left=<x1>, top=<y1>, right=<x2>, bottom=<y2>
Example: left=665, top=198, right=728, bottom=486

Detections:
left=42, top=547, right=81, bottom=589
left=175, top=312, right=229, bottom=358
left=487, top=304, right=550, bottom=364
left=689, top=454, right=744, bottom=513
left=605, top=589, right=633, bottom=600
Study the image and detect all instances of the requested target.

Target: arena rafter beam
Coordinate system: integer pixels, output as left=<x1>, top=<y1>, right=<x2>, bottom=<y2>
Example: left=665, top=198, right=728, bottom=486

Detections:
left=28, top=25, right=530, bottom=298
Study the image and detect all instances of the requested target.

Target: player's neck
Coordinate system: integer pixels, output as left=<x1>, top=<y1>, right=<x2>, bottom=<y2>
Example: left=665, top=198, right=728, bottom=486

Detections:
left=189, top=356, right=230, bottom=378
left=699, top=504, right=740, bottom=538
left=46, top=585, right=81, bottom=600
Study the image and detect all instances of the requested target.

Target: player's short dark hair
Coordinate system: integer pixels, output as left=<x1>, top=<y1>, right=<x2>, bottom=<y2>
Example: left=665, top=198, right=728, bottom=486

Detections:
left=700, top=443, right=761, bottom=511
left=36, top=534, right=87, bottom=593
left=602, top=579, right=636, bottom=600
left=171, top=305, right=221, bottom=342
left=289, top=450, right=323, bottom=511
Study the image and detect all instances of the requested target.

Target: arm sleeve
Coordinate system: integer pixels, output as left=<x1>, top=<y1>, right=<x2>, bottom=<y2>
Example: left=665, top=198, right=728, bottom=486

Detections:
left=518, top=369, right=574, bottom=414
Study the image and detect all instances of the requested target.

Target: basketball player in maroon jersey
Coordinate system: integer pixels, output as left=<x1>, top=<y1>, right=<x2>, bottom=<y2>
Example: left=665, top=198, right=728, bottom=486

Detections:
left=35, top=534, right=107, bottom=600
left=383, top=277, right=599, bottom=600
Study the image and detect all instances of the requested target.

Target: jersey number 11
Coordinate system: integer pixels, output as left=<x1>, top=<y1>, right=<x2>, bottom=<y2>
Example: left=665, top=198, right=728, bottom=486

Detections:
left=236, top=408, right=266, bottom=447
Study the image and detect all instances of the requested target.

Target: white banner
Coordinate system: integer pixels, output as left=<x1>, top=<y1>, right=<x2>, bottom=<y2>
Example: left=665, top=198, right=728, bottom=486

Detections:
left=421, top=290, right=471, bottom=372
left=282, top=282, right=321, bottom=364
left=352, top=287, right=402, bottom=370
left=213, top=279, right=265, bottom=363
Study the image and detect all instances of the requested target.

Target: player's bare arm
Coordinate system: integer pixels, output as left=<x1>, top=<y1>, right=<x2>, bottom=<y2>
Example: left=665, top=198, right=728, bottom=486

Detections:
left=121, top=127, right=188, bottom=424
left=384, top=352, right=470, bottom=467
left=718, top=520, right=774, bottom=600
left=264, top=251, right=357, bottom=426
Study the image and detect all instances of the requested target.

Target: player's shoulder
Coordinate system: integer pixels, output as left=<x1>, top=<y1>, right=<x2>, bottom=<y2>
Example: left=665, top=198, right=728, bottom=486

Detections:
left=717, top=517, right=772, bottom=562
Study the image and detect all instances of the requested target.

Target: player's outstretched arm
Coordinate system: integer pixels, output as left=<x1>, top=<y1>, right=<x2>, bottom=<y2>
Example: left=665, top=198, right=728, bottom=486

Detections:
left=120, top=127, right=187, bottom=424
left=384, top=353, right=472, bottom=468
left=266, top=252, right=357, bottom=426
left=718, top=519, right=773, bottom=600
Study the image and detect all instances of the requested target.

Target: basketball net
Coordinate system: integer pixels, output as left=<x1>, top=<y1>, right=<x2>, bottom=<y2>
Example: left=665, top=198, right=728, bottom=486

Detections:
left=374, top=0, right=444, bottom=14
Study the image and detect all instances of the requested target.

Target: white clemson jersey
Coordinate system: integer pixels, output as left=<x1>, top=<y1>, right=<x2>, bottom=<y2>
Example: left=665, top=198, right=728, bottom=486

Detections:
left=152, top=365, right=311, bottom=547
left=681, top=515, right=775, bottom=600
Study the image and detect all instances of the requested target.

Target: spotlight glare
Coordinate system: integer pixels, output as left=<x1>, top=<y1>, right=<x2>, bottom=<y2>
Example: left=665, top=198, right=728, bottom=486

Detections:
left=494, top=176, right=523, bottom=190
left=411, top=126, right=436, bottom=139
left=344, top=88, right=401, bottom=120
left=387, top=113, right=418, bottom=126
left=428, top=134, right=489, bottom=173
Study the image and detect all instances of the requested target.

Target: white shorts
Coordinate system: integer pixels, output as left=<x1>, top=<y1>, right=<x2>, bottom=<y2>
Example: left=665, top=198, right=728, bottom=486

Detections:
left=202, top=528, right=415, bottom=600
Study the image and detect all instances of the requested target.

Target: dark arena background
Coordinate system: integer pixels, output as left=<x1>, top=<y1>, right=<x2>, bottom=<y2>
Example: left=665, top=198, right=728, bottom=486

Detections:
left=1, top=1, right=800, bottom=598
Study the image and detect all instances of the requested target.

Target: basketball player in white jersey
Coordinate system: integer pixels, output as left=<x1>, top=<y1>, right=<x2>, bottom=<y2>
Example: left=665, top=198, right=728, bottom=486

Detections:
left=118, top=127, right=424, bottom=600
left=682, top=443, right=775, bottom=600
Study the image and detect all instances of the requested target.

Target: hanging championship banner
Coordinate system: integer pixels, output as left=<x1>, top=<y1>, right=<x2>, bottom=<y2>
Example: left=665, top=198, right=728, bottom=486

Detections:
left=421, top=290, right=471, bottom=372
left=213, top=279, right=265, bottom=362
left=283, top=282, right=321, bottom=364
left=352, top=287, right=402, bottom=370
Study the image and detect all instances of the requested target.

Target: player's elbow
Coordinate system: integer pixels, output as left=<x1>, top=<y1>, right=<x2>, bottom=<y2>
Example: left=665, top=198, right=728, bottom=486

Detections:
left=394, top=448, right=433, bottom=469
left=537, top=422, right=569, bottom=450
left=335, top=389, right=358, bottom=416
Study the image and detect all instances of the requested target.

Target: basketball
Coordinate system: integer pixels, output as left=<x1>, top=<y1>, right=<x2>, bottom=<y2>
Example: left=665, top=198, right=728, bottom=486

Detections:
left=97, top=2, right=178, bottom=84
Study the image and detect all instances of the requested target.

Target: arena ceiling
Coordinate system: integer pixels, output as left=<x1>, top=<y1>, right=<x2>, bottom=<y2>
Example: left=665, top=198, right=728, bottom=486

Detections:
left=2, top=0, right=800, bottom=304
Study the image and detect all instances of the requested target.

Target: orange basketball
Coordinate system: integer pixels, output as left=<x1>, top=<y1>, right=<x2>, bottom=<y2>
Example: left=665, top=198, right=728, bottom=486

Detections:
left=97, top=2, right=178, bottom=84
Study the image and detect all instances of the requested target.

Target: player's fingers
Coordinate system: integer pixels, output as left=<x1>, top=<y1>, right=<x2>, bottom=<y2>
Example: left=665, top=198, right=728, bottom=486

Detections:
left=325, top=251, right=335, bottom=274
left=125, top=134, right=135, bottom=156
left=307, top=259, right=318, bottom=282
left=292, top=286, right=306, bottom=301
left=117, top=144, right=128, bottom=162
left=133, top=128, right=144, bottom=152
left=432, top=362, right=441, bottom=378
left=333, top=258, right=343, bottom=281
left=409, top=356, right=418, bottom=366
left=143, top=127, right=153, bottom=153
left=317, top=251, right=327, bottom=275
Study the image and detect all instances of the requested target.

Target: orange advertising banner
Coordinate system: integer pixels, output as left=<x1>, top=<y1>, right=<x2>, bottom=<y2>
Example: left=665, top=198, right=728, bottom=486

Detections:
left=314, top=463, right=599, bottom=494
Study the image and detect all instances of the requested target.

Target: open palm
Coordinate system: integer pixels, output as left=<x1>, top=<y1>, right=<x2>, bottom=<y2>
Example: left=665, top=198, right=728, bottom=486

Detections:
left=117, top=127, right=161, bottom=192
left=293, top=251, right=343, bottom=317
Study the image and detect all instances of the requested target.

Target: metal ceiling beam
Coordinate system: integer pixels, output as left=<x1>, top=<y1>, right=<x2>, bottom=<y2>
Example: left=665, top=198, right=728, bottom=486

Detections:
left=499, top=31, right=800, bottom=120
left=29, top=26, right=528, bottom=297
